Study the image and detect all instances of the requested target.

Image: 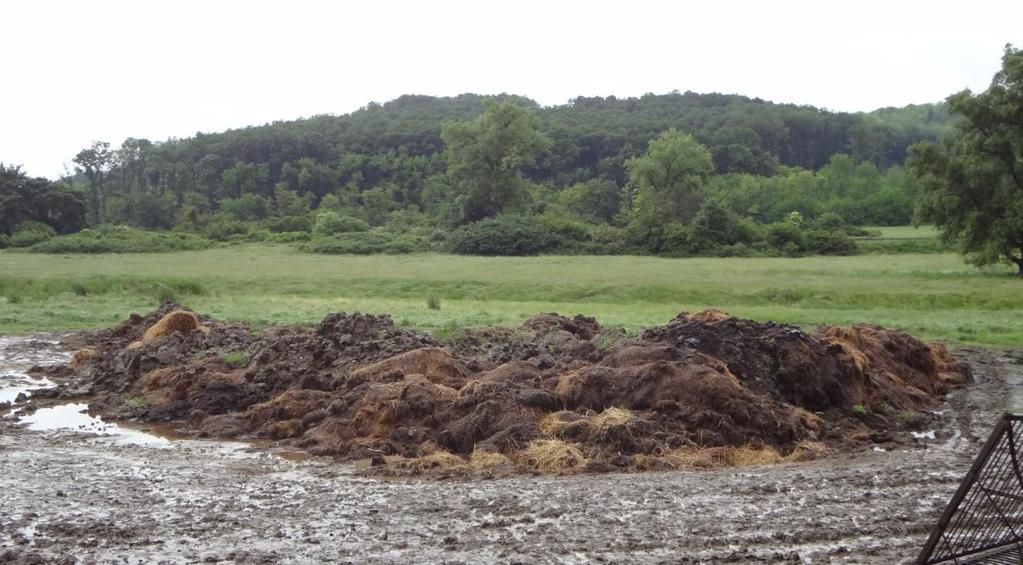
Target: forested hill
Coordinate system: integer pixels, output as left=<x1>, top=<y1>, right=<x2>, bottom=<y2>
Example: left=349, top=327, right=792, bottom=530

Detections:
left=113, top=92, right=949, bottom=193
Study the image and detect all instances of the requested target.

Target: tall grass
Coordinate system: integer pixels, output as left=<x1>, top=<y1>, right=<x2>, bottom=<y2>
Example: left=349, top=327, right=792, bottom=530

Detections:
left=0, top=245, right=1019, bottom=344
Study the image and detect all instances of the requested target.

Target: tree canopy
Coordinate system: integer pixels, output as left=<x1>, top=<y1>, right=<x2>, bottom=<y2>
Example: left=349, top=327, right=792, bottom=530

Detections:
left=0, top=164, right=86, bottom=236
left=909, top=45, right=1023, bottom=275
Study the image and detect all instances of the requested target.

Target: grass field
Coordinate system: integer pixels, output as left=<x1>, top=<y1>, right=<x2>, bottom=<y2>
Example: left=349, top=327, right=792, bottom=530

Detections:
left=862, top=225, right=941, bottom=239
left=1, top=245, right=1020, bottom=346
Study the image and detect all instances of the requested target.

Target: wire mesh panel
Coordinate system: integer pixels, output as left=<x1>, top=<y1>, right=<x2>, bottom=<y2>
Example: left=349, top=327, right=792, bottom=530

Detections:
left=917, top=414, right=1023, bottom=564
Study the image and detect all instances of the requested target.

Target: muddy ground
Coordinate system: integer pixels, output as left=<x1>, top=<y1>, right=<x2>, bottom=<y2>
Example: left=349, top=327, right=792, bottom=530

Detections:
left=1, top=334, right=1020, bottom=563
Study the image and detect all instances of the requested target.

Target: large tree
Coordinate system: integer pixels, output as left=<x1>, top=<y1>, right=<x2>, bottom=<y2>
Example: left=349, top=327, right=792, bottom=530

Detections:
left=441, top=100, right=547, bottom=224
left=627, top=129, right=714, bottom=228
left=0, top=164, right=86, bottom=235
left=73, top=141, right=113, bottom=225
left=909, top=45, right=1023, bottom=275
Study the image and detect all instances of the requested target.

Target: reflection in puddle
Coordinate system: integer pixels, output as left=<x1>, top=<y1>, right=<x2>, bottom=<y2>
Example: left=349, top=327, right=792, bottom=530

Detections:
left=21, top=403, right=173, bottom=447
left=0, top=372, right=56, bottom=405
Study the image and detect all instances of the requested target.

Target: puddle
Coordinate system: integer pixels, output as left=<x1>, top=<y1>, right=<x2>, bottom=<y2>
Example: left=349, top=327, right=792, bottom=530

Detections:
left=0, top=372, right=56, bottom=405
left=0, top=335, right=67, bottom=406
left=20, top=403, right=173, bottom=447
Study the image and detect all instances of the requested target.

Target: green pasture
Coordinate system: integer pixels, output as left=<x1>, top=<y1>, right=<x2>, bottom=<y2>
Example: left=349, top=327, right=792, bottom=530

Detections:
left=0, top=245, right=1019, bottom=346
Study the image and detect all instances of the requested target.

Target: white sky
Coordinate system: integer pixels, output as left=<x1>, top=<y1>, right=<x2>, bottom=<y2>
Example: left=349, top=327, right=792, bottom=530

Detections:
left=3, top=0, right=1021, bottom=178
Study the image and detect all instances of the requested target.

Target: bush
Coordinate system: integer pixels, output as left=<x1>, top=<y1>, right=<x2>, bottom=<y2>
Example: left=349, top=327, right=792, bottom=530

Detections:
left=313, top=212, right=371, bottom=236
left=264, top=215, right=312, bottom=233
left=303, top=230, right=427, bottom=254
left=10, top=221, right=57, bottom=248
left=265, top=231, right=311, bottom=243
left=804, top=229, right=858, bottom=255
left=28, top=225, right=213, bottom=253
left=535, top=210, right=592, bottom=242
left=0, top=234, right=9, bottom=249
left=765, top=221, right=804, bottom=250
left=449, top=216, right=560, bottom=256
left=202, top=213, right=250, bottom=241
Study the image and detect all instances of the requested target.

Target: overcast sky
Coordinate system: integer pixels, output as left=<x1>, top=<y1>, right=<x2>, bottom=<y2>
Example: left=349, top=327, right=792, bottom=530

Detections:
left=3, top=0, right=1021, bottom=178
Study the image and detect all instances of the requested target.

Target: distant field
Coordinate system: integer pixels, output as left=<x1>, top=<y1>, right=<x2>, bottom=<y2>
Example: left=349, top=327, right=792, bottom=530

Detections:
left=855, top=225, right=948, bottom=254
left=0, top=245, right=1019, bottom=345
left=862, top=225, right=941, bottom=239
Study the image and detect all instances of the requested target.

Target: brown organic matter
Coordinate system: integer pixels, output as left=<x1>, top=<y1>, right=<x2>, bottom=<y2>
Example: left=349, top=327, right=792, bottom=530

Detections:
left=61, top=302, right=972, bottom=475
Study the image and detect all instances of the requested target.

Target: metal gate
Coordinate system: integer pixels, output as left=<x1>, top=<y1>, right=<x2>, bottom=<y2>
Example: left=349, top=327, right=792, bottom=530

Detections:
left=917, top=413, right=1023, bottom=564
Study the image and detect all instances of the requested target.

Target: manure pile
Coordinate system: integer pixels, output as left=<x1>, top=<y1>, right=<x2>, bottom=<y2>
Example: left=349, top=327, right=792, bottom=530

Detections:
left=60, top=303, right=971, bottom=474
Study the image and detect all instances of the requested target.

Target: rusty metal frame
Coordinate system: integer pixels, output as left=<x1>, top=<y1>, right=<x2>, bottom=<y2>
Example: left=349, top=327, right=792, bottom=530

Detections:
left=917, top=413, right=1023, bottom=564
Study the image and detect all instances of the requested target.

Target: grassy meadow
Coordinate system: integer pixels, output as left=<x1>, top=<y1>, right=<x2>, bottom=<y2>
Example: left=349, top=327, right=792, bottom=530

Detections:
left=0, top=244, right=1020, bottom=346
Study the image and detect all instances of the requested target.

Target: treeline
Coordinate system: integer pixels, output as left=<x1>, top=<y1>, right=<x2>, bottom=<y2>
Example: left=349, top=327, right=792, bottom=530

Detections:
left=3, top=92, right=950, bottom=256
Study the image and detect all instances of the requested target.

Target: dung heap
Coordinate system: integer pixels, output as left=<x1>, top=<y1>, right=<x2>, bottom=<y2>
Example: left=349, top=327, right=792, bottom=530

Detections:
left=59, top=303, right=971, bottom=474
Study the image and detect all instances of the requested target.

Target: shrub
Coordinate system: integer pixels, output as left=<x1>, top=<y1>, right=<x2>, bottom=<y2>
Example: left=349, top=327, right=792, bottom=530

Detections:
left=765, top=221, right=804, bottom=250
left=10, top=221, right=57, bottom=248
left=449, top=216, right=560, bottom=256
left=202, top=213, right=250, bottom=241
left=263, top=215, right=312, bottom=233
left=303, top=230, right=427, bottom=255
left=535, top=210, right=592, bottom=242
left=29, top=225, right=213, bottom=253
left=426, top=295, right=441, bottom=310
left=313, top=212, right=371, bottom=236
left=0, top=234, right=9, bottom=249
left=264, top=231, right=311, bottom=243
left=804, top=229, right=857, bottom=255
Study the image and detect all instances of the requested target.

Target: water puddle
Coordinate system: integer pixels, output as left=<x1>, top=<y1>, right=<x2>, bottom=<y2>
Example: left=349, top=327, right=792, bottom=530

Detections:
left=0, top=372, right=56, bottom=405
left=20, top=403, right=173, bottom=447
left=0, top=335, right=67, bottom=406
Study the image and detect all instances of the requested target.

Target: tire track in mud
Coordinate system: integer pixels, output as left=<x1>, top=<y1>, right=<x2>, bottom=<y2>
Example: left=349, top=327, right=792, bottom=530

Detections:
left=0, top=339, right=1019, bottom=564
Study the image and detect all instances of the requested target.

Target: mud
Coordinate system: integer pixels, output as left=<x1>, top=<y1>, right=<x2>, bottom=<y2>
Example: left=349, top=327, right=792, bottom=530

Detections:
left=1, top=337, right=1019, bottom=563
left=41, top=304, right=973, bottom=475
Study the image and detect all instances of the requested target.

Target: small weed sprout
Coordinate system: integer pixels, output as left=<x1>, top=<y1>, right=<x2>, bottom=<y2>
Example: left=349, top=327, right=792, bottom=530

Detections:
left=126, top=396, right=149, bottom=407
left=852, top=404, right=869, bottom=416
left=222, top=352, right=249, bottom=367
left=901, top=410, right=925, bottom=426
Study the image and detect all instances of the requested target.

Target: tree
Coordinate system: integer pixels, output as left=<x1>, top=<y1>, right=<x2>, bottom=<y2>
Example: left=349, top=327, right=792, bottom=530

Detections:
left=0, top=164, right=86, bottom=235
left=909, top=45, right=1023, bottom=276
left=73, top=141, right=113, bottom=225
left=627, top=129, right=714, bottom=229
left=558, top=178, right=622, bottom=224
left=441, top=100, right=547, bottom=224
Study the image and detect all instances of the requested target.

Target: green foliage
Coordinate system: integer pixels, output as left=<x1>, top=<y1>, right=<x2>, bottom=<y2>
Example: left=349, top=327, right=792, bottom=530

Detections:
left=10, top=221, right=58, bottom=248
left=28, top=225, right=213, bottom=253
left=202, top=213, right=250, bottom=241
left=535, top=210, right=592, bottom=242
left=426, top=295, right=441, bottom=310
left=222, top=352, right=249, bottom=367
left=627, top=129, right=714, bottom=229
left=442, top=100, right=548, bottom=224
left=910, top=45, right=1023, bottom=276
left=852, top=404, right=869, bottom=416
left=313, top=211, right=371, bottom=236
left=303, top=230, right=427, bottom=255
left=0, top=164, right=86, bottom=235
left=450, top=216, right=560, bottom=256
left=558, top=179, right=622, bottom=224
left=220, top=194, right=269, bottom=221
